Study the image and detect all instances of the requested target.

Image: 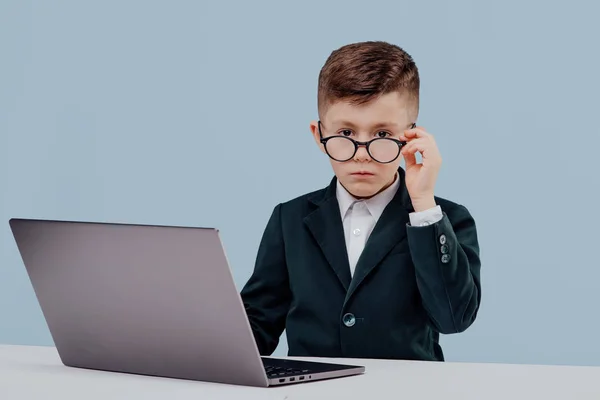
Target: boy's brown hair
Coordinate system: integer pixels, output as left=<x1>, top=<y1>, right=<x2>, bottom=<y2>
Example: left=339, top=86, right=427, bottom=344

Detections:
left=317, top=41, right=420, bottom=118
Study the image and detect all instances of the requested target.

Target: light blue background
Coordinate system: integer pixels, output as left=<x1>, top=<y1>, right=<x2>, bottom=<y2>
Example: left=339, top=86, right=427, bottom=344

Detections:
left=2, top=0, right=599, bottom=366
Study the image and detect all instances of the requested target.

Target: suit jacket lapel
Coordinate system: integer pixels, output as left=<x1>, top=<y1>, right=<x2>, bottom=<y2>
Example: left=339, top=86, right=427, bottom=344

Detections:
left=303, top=178, right=352, bottom=291
left=345, top=168, right=414, bottom=302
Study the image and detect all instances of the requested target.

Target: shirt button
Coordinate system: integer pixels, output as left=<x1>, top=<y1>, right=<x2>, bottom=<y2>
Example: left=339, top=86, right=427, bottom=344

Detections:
left=353, top=228, right=361, bottom=236
left=342, top=313, right=356, bottom=327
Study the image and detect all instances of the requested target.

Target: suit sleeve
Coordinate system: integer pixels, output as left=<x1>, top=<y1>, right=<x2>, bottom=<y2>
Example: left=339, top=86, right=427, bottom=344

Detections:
left=240, top=203, right=291, bottom=355
left=407, top=204, right=481, bottom=334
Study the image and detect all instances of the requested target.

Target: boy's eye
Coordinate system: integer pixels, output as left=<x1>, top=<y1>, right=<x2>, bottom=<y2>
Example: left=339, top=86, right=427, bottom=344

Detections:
left=337, top=130, right=390, bottom=138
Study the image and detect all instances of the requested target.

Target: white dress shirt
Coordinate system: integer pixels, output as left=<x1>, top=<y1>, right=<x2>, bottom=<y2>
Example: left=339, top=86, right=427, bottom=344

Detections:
left=336, top=173, right=443, bottom=276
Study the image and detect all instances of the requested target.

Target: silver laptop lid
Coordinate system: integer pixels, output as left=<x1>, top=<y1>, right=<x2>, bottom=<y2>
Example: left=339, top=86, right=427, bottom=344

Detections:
left=9, top=218, right=269, bottom=387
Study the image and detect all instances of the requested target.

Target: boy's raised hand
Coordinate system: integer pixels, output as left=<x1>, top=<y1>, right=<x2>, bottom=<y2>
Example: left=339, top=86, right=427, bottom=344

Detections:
left=399, top=126, right=442, bottom=212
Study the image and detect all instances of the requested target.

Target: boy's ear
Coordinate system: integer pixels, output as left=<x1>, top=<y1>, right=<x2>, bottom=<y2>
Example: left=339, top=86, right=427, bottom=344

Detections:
left=310, top=120, right=326, bottom=154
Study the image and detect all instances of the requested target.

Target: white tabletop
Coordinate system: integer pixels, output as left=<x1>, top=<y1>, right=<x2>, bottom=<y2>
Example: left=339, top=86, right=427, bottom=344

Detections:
left=1, top=345, right=599, bottom=399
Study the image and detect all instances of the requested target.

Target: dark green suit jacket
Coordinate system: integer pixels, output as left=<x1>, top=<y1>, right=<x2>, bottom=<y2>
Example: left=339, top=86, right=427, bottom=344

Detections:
left=240, top=168, right=481, bottom=361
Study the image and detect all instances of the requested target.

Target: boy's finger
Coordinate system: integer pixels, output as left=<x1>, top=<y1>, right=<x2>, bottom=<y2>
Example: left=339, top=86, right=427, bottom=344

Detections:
left=402, top=138, right=428, bottom=155
left=403, top=149, right=418, bottom=167
left=404, top=128, right=433, bottom=142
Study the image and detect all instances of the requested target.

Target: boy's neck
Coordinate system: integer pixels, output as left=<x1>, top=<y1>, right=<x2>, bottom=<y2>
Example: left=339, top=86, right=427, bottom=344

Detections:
left=343, top=172, right=398, bottom=200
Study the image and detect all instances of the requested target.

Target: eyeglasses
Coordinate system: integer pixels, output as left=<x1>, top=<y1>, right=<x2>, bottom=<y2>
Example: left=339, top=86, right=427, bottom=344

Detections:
left=318, top=121, right=416, bottom=164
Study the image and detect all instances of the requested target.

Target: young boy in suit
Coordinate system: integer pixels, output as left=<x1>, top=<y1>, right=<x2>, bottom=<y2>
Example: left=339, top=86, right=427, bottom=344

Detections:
left=240, top=41, right=481, bottom=361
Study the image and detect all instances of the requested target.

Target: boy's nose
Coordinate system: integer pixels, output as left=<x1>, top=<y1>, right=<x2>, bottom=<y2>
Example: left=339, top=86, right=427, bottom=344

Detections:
left=353, top=144, right=371, bottom=161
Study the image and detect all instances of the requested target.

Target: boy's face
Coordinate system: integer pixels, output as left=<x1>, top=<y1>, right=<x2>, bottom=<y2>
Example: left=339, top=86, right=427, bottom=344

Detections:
left=310, top=91, right=416, bottom=199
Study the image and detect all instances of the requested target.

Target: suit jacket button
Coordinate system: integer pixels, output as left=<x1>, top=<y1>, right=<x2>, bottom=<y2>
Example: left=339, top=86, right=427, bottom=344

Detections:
left=439, top=234, right=447, bottom=245
left=441, top=254, right=451, bottom=263
left=342, top=313, right=356, bottom=327
left=440, top=244, right=449, bottom=254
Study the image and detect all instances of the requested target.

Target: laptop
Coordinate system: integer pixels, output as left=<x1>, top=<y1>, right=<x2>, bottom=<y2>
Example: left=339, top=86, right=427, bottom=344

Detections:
left=8, top=218, right=365, bottom=387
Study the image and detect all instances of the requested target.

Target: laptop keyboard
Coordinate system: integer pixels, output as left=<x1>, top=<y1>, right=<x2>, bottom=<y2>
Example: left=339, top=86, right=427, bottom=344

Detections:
left=264, top=365, right=310, bottom=378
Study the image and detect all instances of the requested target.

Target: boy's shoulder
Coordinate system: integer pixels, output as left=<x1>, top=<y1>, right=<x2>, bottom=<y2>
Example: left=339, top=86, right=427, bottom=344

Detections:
left=265, top=180, right=336, bottom=224
left=279, top=186, right=328, bottom=211
left=433, top=195, right=470, bottom=214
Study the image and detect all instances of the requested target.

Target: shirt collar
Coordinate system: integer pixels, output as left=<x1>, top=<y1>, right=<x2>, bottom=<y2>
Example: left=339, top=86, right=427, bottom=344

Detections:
left=336, top=172, right=400, bottom=222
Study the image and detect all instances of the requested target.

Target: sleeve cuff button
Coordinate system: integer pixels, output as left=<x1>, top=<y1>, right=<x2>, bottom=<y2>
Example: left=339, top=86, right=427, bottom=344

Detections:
left=439, top=234, right=447, bottom=244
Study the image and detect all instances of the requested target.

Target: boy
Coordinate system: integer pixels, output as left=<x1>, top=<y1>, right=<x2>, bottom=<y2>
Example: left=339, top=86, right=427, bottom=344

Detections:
left=240, top=41, right=481, bottom=361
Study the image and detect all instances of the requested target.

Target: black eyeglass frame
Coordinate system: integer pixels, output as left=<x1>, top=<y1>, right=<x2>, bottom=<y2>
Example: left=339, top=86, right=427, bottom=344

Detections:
left=317, top=121, right=417, bottom=164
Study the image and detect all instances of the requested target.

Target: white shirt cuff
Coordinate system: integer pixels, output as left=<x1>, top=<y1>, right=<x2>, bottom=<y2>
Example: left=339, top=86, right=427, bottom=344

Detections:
left=409, top=205, right=443, bottom=226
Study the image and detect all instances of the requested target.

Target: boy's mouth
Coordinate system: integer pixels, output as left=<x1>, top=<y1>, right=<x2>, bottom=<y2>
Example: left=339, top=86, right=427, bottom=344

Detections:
left=350, top=171, right=375, bottom=176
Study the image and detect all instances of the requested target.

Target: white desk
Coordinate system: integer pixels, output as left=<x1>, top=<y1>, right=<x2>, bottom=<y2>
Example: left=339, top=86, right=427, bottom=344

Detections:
left=1, top=345, right=599, bottom=399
